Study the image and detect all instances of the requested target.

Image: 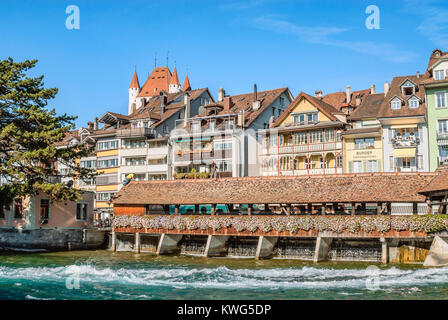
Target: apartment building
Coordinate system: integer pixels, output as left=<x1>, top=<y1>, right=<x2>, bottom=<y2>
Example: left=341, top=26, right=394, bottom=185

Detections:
left=259, top=92, right=347, bottom=176
left=377, top=74, right=429, bottom=172
left=422, top=49, right=448, bottom=171
left=170, top=86, right=294, bottom=177
left=342, top=92, right=385, bottom=173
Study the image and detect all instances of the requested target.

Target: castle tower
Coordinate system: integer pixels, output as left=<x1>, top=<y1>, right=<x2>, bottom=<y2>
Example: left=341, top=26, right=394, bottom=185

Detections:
left=168, top=66, right=181, bottom=94
left=182, top=73, right=191, bottom=92
left=128, top=69, right=140, bottom=115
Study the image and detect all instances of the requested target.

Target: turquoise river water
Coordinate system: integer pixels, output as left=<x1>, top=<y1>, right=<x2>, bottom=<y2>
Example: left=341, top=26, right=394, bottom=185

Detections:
left=0, top=250, right=447, bottom=300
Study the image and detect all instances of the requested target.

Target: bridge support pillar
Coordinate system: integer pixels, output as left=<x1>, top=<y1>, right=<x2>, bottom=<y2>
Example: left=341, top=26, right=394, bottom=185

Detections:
left=380, top=237, right=388, bottom=264
left=313, top=237, right=333, bottom=263
left=424, top=236, right=448, bottom=267
left=156, top=234, right=183, bottom=255
left=135, top=232, right=141, bottom=254
left=111, top=231, right=116, bottom=252
left=256, top=236, right=278, bottom=260
left=204, top=235, right=229, bottom=257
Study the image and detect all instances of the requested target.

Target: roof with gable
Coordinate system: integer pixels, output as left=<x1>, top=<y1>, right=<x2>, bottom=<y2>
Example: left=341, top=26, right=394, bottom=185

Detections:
left=113, top=172, right=438, bottom=205
left=427, top=49, right=448, bottom=71
left=129, top=70, right=140, bottom=89
left=273, top=91, right=344, bottom=127
left=195, top=87, right=292, bottom=128
left=137, top=67, right=172, bottom=97
left=348, top=93, right=384, bottom=121
left=129, top=88, right=212, bottom=127
left=418, top=166, right=448, bottom=194
left=322, top=88, right=372, bottom=111
left=377, top=75, right=427, bottom=119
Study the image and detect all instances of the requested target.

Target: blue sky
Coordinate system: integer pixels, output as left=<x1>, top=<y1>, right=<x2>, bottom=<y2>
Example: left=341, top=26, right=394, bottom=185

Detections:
left=1, top=0, right=447, bottom=127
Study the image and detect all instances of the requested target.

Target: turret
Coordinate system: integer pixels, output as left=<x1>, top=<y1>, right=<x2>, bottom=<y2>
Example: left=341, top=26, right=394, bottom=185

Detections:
left=168, top=66, right=181, bottom=94
left=128, top=69, right=141, bottom=115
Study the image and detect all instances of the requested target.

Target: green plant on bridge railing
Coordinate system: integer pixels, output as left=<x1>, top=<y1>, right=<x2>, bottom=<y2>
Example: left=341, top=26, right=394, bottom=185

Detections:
left=112, top=215, right=448, bottom=234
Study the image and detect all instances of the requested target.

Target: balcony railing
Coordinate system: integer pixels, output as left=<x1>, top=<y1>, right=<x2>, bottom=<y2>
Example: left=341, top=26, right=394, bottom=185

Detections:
left=116, top=127, right=155, bottom=138
left=437, top=132, right=448, bottom=140
left=391, top=137, right=419, bottom=148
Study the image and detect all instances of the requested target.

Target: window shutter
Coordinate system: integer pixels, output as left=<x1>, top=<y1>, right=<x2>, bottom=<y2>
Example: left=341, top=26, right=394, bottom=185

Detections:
left=348, top=161, right=353, bottom=173
left=389, top=156, right=394, bottom=171
left=362, top=160, right=368, bottom=173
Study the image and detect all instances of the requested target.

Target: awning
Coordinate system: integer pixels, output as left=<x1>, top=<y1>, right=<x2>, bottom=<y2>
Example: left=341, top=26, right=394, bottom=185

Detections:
left=391, top=124, right=418, bottom=129
left=173, top=161, right=191, bottom=167
left=437, top=140, right=448, bottom=146
left=393, top=148, right=416, bottom=158
left=147, top=154, right=166, bottom=160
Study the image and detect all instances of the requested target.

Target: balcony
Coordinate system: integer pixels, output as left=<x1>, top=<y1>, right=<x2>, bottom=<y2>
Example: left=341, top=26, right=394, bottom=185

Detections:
left=391, top=137, right=419, bottom=148
left=116, top=127, right=155, bottom=138
left=437, top=132, right=448, bottom=140
left=120, top=164, right=147, bottom=174
left=148, top=164, right=168, bottom=173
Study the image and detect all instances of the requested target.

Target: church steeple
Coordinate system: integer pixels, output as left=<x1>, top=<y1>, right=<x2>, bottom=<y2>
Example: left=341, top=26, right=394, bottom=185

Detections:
left=129, top=68, right=140, bottom=89
left=128, top=68, right=141, bottom=115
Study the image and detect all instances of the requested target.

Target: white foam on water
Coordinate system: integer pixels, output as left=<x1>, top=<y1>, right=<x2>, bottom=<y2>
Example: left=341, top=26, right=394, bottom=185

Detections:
left=1, top=264, right=448, bottom=291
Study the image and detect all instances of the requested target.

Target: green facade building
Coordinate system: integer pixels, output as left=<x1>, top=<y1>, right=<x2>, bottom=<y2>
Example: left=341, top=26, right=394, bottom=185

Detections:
left=424, top=49, right=448, bottom=171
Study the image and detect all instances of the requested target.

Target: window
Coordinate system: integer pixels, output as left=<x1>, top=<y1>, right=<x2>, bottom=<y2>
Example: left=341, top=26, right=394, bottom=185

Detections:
left=336, top=132, right=342, bottom=142
left=309, top=130, right=323, bottom=144
left=292, top=112, right=317, bottom=125
left=389, top=156, right=394, bottom=171
left=225, top=120, right=234, bottom=130
left=409, top=97, right=419, bottom=108
left=417, top=155, right=424, bottom=170
left=97, top=140, right=118, bottom=151
left=368, top=160, right=377, bottom=172
left=76, top=203, right=88, bottom=221
left=97, top=159, right=118, bottom=168
left=336, top=155, right=343, bottom=168
left=214, top=140, right=232, bottom=150
left=439, top=120, right=448, bottom=133
left=40, top=199, right=50, bottom=221
left=292, top=114, right=305, bottom=125
left=324, top=129, right=334, bottom=143
left=14, top=199, right=23, bottom=219
left=293, top=132, right=307, bottom=145
left=353, top=161, right=362, bottom=173
left=391, top=98, right=402, bottom=110
left=123, top=139, right=146, bottom=149
left=269, top=135, right=278, bottom=147
left=96, top=192, right=116, bottom=201
left=354, top=138, right=375, bottom=149
left=401, top=157, right=412, bottom=169
left=79, top=160, right=96, bottom=168
left=163, top=124, right=169, bottom=134
left=216, top=160, right=232, bottom=172
left=436, top=92, right=447, bottom=108
left=434, top=70, right=445, bottom=80
left=280, top=156, right=292, bottom=170
left=124, top=157, right=146, bottom=166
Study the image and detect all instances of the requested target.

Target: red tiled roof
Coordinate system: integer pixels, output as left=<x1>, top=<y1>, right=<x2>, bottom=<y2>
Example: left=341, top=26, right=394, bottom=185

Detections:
left=273, top=91, right=343, bottom=127
left=348, top=93, right=384, bottom=120
left=427, top=49, right=448, bottom=71
left=182, top=74, right=191, bottom=91
left=112, top=173, right=438, bottom=205
left=376, top=75, right=427, bottom=119
left=138, top=67, right=171, bottom=97
left=129, top=70, right=140, bottom=89
left=322, top=89, right=372, bottom=111
left=419, top=166, right=448, bottom=194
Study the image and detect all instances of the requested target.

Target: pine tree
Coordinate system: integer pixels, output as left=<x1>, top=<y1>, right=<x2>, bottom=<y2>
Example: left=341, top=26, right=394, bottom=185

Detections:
left=0, top=58, right=95, bottom=205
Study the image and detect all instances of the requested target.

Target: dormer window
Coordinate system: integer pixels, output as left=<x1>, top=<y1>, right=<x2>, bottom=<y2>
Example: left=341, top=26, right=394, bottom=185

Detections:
left=408, top=96, right=419, bottom=109
left=434, top=70, right=445, bottom=80
left=401, top=80, right=416, bottom=96
left=391, top=97, right=402, bottom=110
left=292, top=112, right=318, bottom=125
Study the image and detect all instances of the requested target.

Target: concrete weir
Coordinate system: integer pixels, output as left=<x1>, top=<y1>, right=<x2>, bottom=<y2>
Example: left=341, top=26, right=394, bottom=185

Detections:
left=256, top=236, right=278, bottom=260
left=204, top=235, right=229, bottom=257
left=157, top=234, right=183, bottom=255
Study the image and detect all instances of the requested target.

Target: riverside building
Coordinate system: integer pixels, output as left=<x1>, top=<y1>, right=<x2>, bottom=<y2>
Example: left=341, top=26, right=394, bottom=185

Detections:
left=170, top=86, right=293, bottom=177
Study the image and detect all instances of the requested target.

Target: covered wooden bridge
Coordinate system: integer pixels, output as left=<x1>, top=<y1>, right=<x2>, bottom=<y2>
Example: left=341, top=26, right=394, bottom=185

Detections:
left=112, top=169, right=448, bottom=216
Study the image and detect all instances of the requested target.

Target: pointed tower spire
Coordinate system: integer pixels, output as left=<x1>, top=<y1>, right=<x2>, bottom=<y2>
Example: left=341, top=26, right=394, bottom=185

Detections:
left=168, top=65, right=181, bottom=93
left=182, top=74, right=191, bottom=92
left=129, top=68, right=140, bottom=89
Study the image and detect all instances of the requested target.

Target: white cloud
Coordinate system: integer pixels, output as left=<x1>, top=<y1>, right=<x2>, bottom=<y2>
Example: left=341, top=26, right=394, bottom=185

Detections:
left=250, top=15, right=416, bottom=63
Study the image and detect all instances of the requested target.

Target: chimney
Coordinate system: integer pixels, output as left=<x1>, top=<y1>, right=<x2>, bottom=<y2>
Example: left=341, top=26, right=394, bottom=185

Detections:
left=384, top=81, right=390, bottom=97
left=345, top=85, right=351, bottom=104
left=87, top=122, right=93, bottom=130
left=370, top=85, right=376, bottom=94
left=183, top=92, right=191, bottom=125
left=355, top=95, right=361, bottom=106
left=93, top=117, right=98, bottom=131
left=252, top=84, right=261, bottom=110
left=269, top=116, right=275, bottom=128
left=315, top=90, right=323, bottom=98
left=160, top=93, right=167, bottom=116
left=416, top=71, right=420, bottom=79
left=218, top=88, right=226, bottom=102
left=237, top=112, right=245, bottom=127
left=223, top=96, right=232, bottom=111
